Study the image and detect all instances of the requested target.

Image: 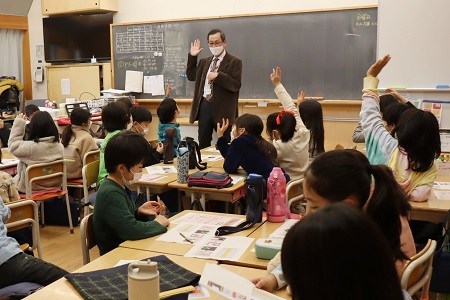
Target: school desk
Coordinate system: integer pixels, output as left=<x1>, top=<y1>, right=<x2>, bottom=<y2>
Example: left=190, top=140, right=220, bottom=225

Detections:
left=219, top=220, right=287, bottom=270
left=119, top=210, right=264, bottom=256
left=23, top=248, right=288, bottom=300
left=0, top=148, right=18, bottom=175
left=167, top=167, right=247, bottom=211
left=409, top=193, right=450, bottom=224
left=23, top=248, right=218, bottom=300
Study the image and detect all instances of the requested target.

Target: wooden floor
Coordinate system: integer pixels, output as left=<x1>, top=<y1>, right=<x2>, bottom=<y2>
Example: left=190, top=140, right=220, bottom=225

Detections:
left=38, top=224, right=100, bottom=272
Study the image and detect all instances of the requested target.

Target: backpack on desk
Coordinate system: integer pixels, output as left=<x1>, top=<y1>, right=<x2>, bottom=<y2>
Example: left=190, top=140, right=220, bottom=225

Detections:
left=187, top=171, right=232, bottom=189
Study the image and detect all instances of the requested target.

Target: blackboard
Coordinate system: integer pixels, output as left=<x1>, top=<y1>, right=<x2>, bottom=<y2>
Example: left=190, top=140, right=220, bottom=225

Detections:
left=111, top=8, right=377, bottom=100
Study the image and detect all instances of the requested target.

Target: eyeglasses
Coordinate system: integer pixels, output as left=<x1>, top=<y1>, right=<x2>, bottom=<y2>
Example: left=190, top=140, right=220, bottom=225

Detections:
left=208, top=41, right=224, bottom=47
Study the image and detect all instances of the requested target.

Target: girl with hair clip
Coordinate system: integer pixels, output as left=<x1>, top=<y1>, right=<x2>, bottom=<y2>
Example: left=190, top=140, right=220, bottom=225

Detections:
left=297, top=91, right=325, bottom=163
left=282, top=202, right=408, bottom=300
left=361, top=55, right=441, bottom=202
left=8, top=111, right=64, bottom=193
left=252, top=149, right=415, bottom=293
left=266, top=67, right=310, bottom=180
left=61, top=108, right=98, bottom=179
left=216, top=114, right=290, bottom=182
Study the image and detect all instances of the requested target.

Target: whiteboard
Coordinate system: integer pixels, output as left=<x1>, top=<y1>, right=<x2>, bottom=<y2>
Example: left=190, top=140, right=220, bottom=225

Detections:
left=378, top=0, right=450, bottom=89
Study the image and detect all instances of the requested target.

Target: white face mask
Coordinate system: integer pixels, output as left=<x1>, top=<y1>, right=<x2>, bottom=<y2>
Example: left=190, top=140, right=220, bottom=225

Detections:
left=210, top=46, right=224, bottom=57
left=126, top=121, right=133, bottom=131
left=230, top=125, right=236, bottom=142
left=121, top=170, right=143, bottom=185
left=137, top=123, right=149, bottom=135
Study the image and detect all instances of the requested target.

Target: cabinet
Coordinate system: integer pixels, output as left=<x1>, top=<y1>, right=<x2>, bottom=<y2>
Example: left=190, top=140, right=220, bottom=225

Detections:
left=42, top=0, right=118, bottom=15
left=46, top=63, right=112, bottom=103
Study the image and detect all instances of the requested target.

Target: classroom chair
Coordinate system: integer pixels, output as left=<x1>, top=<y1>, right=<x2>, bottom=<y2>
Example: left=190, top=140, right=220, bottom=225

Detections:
left=6, top=200, right=43, bottom=258
left=67, top=150, right=100, bottom=208
left=286, top=178, right=304, bottom=210
left=80, top=213, right=96, bottom=265
left=22, top=160, right=74, bottom=234
left=82, top=160, right=100, bottom=216
left=401, top=239, right=437, bottom=300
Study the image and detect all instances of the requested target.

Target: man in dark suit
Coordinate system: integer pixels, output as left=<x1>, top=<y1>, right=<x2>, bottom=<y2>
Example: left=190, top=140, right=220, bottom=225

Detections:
left=186, top=29, right=242, bottom=149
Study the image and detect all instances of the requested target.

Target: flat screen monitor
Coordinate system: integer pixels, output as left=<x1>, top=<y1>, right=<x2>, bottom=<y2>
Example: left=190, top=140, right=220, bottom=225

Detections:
left=43, top=13, right=112, bottom=63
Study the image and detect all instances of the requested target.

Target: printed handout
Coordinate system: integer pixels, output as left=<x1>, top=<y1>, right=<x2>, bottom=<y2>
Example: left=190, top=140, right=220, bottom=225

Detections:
left=172, top=212, right=244, bottom=227
left=269, top=219, right=299, bottom=239
left=146, top=166, right=177, bottom=174
left=200, top=264, right=285, bottom=300
left=138, top=174, right=166, bottom=183
left=184, top=236, right=253, bottom=261
left=156, top=223, right=218, bottom=244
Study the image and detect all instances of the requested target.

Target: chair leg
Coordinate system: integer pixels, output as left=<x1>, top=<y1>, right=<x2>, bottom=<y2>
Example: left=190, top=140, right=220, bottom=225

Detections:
left=65, top=194, right=74, bottom=234
left=40, top=201, right=45, bottom=227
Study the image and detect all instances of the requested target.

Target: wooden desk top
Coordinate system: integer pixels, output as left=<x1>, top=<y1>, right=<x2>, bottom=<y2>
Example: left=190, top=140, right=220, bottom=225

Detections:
left=120, top=210, right=264, bottom=255
left=222, top=221, right=285, bottom=270
left=24, top=248, right=217, bottom=300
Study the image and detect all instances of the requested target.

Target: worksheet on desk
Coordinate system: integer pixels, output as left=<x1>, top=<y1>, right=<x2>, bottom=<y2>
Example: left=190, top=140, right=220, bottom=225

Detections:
left=156, top=223, right=217, bottom=244
left=269, top=219, right=299, bottom=239
left=146, top=166, right=177, bottom=174
left=184, top=236, right=253, bottom=261
left=433, top=190, right=450, bottom=200
left=200, top=264, right=285, bottom=300
left=172, top=212, right=243, bottom=227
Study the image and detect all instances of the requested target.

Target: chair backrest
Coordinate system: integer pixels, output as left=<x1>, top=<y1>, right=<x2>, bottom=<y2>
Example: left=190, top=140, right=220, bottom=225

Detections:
left=83, top=149, right=100, bottom=166
left=65, top=102, right=89, bottom=117
left=82, top=160, right=100, bottom=199
left=25, top=160, right=67, bottom=198
left=80, top=213, right=96, bottom=265
left=6, top=200, right=43, bottom=258
left=286, top=178, right=305, bottom=208
left=401, top=239, right=437, bottom=298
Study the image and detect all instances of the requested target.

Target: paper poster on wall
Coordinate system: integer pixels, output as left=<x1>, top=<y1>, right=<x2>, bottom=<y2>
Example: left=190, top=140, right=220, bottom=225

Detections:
left=143, top=75, right=165, bottom=96
left=422, top=102, right=443, bottom=125
left=61, top=78, right=70, bottom=95
left=125, top=70, right=143, bottom=93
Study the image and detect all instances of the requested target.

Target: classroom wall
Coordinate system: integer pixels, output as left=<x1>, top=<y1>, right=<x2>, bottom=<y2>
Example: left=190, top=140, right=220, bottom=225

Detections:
left=27, top=0, right=376, bottom=100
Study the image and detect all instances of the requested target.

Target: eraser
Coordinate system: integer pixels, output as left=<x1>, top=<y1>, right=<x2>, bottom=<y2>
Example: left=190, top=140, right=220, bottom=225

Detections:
left=436, top=85, right=450, bottom=89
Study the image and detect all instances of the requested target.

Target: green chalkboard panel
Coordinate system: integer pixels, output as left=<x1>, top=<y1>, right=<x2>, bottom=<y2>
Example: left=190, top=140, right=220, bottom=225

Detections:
left=111, top=8, right=377, bottom=99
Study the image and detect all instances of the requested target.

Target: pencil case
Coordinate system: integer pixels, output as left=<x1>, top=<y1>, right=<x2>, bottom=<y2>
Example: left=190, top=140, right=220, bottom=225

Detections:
left=255, top=237, right=283, bottom=260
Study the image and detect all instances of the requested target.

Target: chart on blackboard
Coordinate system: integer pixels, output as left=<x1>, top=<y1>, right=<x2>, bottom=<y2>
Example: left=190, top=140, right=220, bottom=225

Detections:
left=111, top=7, right=377, bottom=100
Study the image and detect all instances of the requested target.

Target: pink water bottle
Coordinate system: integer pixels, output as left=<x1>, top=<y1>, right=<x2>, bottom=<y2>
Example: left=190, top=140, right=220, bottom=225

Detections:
left=266, top=167, right=288, bottom=222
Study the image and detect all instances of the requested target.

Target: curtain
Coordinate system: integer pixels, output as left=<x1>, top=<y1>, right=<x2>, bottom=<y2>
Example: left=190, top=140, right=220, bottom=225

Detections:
left=0, top=29, right=24, bottom=104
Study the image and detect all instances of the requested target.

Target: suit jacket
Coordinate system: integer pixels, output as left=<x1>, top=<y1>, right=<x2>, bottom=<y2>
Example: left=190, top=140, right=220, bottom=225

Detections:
left=186, top=52, right=242, bottom=124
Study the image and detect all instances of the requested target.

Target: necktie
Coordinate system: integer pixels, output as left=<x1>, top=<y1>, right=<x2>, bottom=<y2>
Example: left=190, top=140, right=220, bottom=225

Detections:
left=205, top=58, right=219, bottom=101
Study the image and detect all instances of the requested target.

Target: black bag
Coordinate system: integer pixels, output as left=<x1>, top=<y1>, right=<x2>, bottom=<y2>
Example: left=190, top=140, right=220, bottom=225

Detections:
left=184, top=137, right=207, bottom=170
left=43, top=197, right=79, bottom=227
left=429, top=210, right=450, bottom=293
left=215, top=175, right=264, bottom=236
left=187, top=171, right=232, bottom=189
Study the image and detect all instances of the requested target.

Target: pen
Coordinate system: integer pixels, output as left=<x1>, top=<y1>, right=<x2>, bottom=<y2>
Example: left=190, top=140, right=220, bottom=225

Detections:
left=179, top=232, right=194, bottom=244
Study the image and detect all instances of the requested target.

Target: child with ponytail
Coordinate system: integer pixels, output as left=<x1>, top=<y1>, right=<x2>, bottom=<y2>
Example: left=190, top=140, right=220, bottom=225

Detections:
left=360, top=55, right=441, bottom=202
left=216, top=114, right=290, bottom=182
left=266, top=67, right=310, bottom=180
left=252, top=149, right=415, bottom=292
left=61, top=108, right=98, bottom=179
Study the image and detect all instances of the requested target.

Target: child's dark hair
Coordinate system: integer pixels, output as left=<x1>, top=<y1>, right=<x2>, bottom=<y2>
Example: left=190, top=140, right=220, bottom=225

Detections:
left=61, top=108, right=91, bottom=147
left=104, top=131, right=151, bottom=173
left=266, top=111, right=296, bottom=142
left=305, top=149, right=410, bottom=262
left=395, top=109, right=441, bottom=172
left=25, top=104, right=40, bottom=118
left=282, top=202, right=404, bottom=300
left=28, top=111, right=60, bottom=143
left=116, top=97, right=133, bottom=109
left=235, top=114, right=277, bottom=165
left=102, top=101, right=130, bottom=132
left=383, top=102, right=412, bottom=128
left=157, top=98, right=178, bottom=124
left=299, top=100, right=325, bottom=156
left=130, top=106, right=152, bottom=124
left=379, top=93, right=397, bottom=114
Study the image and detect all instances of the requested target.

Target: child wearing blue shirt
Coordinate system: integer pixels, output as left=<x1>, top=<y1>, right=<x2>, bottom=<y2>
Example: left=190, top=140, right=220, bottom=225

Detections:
left=157, top=98, right=181, bottom=151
